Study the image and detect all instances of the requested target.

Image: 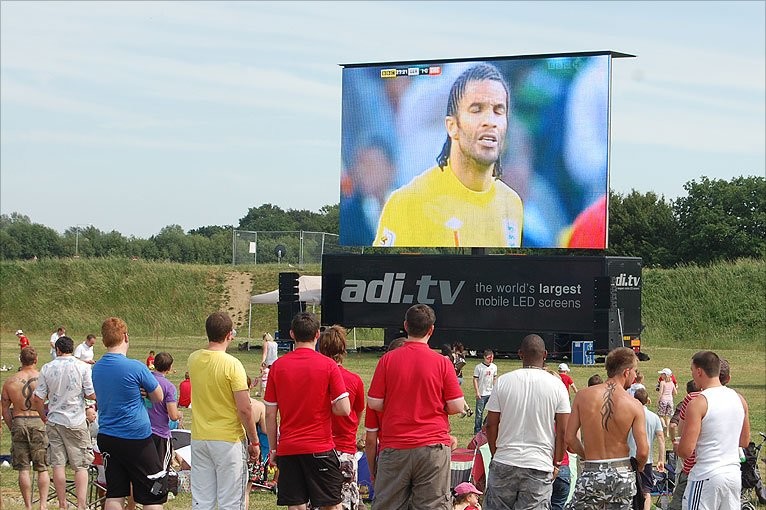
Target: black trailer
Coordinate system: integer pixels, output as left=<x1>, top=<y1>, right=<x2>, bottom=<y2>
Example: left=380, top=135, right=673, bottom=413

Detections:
left=321, top=254, right=642, bottom=357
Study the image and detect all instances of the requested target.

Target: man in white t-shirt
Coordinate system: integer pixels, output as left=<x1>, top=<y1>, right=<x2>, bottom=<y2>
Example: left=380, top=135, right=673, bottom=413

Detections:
left=472, top=349, right=497, bottom=434
left=74, top=334, right=97, bottom=365
left=49, top=326, right=65, bottom=360
left=485, top=334, right=570, bottom=508
left=32, top=336, right=96, bottom=510
left=628, top=388, right=666, bottom=510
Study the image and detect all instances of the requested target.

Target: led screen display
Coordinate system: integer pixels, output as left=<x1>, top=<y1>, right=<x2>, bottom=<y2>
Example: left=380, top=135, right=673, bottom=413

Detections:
left=340, top=52, right=613, bottom=249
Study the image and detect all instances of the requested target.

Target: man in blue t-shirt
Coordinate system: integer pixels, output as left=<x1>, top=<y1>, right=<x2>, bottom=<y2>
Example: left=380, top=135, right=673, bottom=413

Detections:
left=92, top=317, right=166, bottom=510
left=628, top=388, right=666, bottom=510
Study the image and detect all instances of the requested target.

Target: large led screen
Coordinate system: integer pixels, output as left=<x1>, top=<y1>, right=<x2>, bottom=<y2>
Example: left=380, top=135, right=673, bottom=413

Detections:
left=340, top=52, right=613, bottom=249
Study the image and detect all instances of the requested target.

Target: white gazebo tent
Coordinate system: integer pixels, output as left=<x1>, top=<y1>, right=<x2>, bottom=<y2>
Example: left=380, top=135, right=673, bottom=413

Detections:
left=246, top=275, right=360, bottom=350
left=247, top=275, right=322, bottom=336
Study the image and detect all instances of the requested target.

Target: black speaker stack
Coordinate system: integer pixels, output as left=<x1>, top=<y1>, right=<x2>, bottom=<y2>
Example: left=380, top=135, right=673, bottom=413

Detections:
left=592, top=276, right=623, bottom=351
left=277, top=272, right=305, bottom=340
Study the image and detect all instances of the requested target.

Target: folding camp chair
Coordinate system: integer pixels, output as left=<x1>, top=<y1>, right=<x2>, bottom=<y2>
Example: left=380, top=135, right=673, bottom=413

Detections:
left=450, top=448, right=479, bottom=489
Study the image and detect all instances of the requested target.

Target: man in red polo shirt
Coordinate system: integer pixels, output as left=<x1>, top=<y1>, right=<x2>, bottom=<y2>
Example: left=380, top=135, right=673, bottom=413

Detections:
left=264, top=312, right=350, bottom=510
left=367, top=304, right=466, bottom=510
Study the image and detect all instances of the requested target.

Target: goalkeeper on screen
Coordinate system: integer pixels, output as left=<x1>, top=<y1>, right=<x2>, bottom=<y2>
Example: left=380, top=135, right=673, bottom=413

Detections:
left=375, top=63, right=523, bottom=248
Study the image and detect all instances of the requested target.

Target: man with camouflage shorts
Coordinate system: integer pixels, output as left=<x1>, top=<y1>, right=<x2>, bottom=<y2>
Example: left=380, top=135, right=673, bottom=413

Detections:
left=565, top=347, right=648, bottom=509
left=1, top=347, right=50, bottom=510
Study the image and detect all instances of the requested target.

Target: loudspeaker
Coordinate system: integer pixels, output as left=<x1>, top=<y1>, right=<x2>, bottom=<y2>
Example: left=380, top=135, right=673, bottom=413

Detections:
left=384, top=328, right=406, bottom=347
left=279, top=272, right=300, bottom=302
left=594, top=276, right=617, bottom=309
left=593, top=309, right=624, bottom=351
left=277, top=301, right=306, bottom=340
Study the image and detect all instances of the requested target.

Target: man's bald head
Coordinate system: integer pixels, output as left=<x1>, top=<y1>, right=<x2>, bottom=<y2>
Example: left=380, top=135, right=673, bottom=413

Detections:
left=519, top=334, right=546, bottom=366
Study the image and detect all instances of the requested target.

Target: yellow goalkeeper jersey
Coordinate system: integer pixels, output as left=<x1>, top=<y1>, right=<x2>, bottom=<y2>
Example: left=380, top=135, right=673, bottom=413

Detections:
left=374, top=163, right=523, bottom=247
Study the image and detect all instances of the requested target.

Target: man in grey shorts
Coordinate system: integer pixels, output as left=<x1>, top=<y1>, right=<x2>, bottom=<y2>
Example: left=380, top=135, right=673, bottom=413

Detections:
left=33, top=336, right=96, bottom=510
left=484, top=334, right=570, bottom=509
left=565, top=347, right=648, bottom=509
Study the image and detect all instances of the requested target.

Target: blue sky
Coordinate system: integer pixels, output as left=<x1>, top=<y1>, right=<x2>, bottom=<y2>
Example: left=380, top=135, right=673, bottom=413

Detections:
left=1, top=1, right=764, bottom=238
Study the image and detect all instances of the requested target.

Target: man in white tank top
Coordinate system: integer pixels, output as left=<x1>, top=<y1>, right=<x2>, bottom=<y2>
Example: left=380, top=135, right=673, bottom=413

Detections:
left=677, top=351, right=750, bottom=510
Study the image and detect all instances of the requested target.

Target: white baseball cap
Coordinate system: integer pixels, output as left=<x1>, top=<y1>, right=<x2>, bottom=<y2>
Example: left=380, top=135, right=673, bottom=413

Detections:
left=15, top=330, right=23, bottom=335
left=658, top=368, right=672, bottom=376
left=558, top=363, right=570, bottom=372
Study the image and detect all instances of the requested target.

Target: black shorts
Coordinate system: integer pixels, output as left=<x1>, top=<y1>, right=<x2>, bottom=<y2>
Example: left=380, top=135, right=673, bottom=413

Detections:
left=151, top=434, right=173, bottom=471
left=97, top=433, right=167, bottom=506
left=638, top=462, right=654, bottom=494
left=276, top=450, right=343, bottom=507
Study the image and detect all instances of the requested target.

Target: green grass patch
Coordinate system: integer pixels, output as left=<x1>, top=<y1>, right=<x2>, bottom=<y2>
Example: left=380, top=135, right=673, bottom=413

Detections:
left=641, top=258, right=766, bottom=350
left=1, top=333, right=763, bottom=509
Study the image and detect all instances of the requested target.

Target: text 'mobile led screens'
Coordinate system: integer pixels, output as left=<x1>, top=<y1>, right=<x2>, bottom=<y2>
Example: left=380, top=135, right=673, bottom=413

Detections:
left=340, top=52, right=613, bottom=249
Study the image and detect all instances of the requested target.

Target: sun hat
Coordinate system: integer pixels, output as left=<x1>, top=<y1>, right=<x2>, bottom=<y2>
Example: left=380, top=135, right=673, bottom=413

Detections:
left=15, top=330, right=23, bottom=335
left=454, top=481, right=483, bottom=496
left=558, top=363, right=570, bottom=372
left=658, top=368, right=672, bottom=376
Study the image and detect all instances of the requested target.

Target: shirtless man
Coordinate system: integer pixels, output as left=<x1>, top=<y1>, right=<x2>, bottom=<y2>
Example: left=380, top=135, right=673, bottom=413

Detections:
left=1, top=347, right=50, bottom=510
left=244, top=392, right=268, bottom=509
left=565, top=347, right=648, bottom=510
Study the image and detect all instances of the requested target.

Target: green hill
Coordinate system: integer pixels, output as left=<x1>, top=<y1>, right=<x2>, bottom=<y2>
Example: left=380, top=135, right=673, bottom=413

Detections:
left=641, top=258, right=765, bottom=349
left=1, top=257, right=763, bottom=350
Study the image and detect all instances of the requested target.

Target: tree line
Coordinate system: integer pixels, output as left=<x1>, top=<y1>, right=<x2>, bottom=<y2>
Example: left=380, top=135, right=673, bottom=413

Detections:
left=1, top=176, right=763, bottom=267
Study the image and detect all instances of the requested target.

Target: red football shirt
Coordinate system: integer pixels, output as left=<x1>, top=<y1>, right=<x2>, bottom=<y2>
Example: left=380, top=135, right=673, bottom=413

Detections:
left=178, top=379, right=191, bottom=407
left=368, top=341, right=463, bottom=450
left=264, top=348, right=347, bottom=455
left=559, top=373, right=574, bottom=391
left=331, top=366, right=365, bottom=454
left=364, top=405, right=381, bottom=440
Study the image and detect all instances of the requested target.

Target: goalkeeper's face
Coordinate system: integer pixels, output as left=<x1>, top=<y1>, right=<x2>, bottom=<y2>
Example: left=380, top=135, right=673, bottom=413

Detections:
left=447, top=79, right=508, bottom=169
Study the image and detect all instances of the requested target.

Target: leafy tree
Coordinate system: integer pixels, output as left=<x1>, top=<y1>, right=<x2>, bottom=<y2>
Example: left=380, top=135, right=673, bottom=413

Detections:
left=608, top=190, right=678, bottom=267
left=320, top=204, right=340, bottom=234
left=1, top=219, right=64, bottom=259
left=674, top=176, right=766, bottom=264
left=238, top=204, right=297, bottom=232
left=0, top=212, right=31, bottom=228
left=188, top=225, right=231, bottom=238
left=289, top=209, right=325, bottom=232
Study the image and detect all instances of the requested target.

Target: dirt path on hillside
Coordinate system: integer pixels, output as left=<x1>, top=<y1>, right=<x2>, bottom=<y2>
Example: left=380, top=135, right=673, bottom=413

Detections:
left=223, top=271, right=254, bottom=332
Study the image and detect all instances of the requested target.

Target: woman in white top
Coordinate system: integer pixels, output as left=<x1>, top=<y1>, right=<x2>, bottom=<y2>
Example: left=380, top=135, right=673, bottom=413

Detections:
left=261, top=333, right=278, bottom=367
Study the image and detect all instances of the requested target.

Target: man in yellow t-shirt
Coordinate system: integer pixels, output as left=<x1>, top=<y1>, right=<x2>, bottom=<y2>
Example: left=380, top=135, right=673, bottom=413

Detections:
left=375, top=63, right=523, bottom=248
left=188, top=312, right=259, bottom=510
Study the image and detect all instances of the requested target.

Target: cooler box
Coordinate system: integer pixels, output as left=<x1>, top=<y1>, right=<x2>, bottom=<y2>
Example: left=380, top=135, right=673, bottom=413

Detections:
left=571, top=341, right=595, bottom=366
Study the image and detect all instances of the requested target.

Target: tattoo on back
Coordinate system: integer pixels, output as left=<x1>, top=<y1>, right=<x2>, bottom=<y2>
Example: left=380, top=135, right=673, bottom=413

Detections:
left=601, top=382, right=616, bottom=431
left=21, top=377, right=37, bottom=411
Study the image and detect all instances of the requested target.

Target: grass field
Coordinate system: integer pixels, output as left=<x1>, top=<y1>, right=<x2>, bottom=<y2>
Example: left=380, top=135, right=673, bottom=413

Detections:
left=1, top=257, right=764, bottom=507
left=1, top=332, right=764, bottom=509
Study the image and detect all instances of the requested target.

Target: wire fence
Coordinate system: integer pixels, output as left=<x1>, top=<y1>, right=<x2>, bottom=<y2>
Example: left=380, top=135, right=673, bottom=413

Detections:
left=231, top=230, right=361, bottom=267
